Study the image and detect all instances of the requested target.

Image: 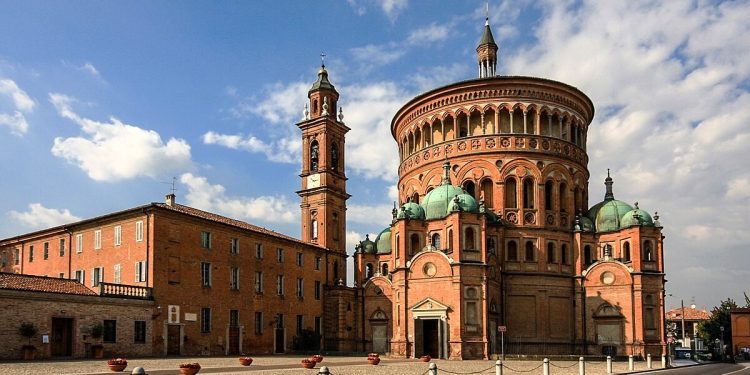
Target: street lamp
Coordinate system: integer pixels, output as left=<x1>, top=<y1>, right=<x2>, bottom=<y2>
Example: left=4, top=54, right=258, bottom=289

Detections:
left=720, top=326, right=725, bottom=361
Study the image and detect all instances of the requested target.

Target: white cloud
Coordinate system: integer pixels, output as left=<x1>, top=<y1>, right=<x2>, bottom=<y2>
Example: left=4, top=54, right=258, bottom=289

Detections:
left=202, top=131, right=299, bottom=164
left=503, top=0, right=750, bottom=307
left=348, top=203, right=393, bottom=228
left=0, top=78, right=35, bottom=135
left=49, top=93, right=192, bottom=181
left=180, top=173, right=296, bottom=224
left=409, top=63, right=471, bottom=92
left=9, top=203, right=80, bottom=229
left=81, top=62, right=100, bottom=78
left=350, top=44, right=406, bottom=68
left=406, top=23, right=450, bottom=45
left=346, top=0, right=408, bottom=21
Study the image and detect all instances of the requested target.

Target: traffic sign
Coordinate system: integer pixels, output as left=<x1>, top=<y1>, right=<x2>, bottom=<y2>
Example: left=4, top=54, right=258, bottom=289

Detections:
left=498, top=325, right=507, bottom=333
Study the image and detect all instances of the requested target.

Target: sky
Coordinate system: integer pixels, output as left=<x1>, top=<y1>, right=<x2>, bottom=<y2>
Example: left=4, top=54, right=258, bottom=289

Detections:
left=1, top=0, right=748, bottom=311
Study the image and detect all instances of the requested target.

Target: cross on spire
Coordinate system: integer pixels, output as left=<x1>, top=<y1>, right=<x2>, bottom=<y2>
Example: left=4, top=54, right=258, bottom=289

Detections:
left=320, top=52, right=326, bottom=68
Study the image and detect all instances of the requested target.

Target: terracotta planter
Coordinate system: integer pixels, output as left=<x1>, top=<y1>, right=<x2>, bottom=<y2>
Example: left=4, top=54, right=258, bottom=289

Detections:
left=92, top=345, right=104, bottom=359
left=108, top=364, right=127, bottom=372
left=312, top=354, right=323, bottom=363
left=368, top=357, right=381, bottom=365
left=179, top=367, right=200, bottom=375
left=420, top=355, right=431, bottom=362
left=239, top=357, right=253, bottom=366
left=301, top=360, right=316, bottom=369
left=21, top=347, right=36, bottom=360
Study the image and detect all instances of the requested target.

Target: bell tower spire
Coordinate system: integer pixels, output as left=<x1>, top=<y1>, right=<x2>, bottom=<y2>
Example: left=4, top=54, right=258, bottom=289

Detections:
left=476, top=3, right=498, bottom=78
left=297, top=58, right=350, bottom=285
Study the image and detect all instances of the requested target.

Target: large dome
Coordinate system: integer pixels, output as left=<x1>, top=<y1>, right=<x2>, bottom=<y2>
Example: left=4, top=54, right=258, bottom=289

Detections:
left=587, top=199, right=633, bottom=233
left=421, top=184, right=467, bottom=220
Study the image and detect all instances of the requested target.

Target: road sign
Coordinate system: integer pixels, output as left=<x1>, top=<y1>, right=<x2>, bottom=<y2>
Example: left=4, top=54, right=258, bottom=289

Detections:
left=498, top=325, right=507, bottom=333
left=667, top=337, right=674, bottom=344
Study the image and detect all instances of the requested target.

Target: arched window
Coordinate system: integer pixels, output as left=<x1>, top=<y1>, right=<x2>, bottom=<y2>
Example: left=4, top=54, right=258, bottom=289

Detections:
left=481, top=179, right=494, bottom=209
left=644, top=240, right=654, bottom=261
left=487, top=237, right=497, bottom=255
left=505, top=178, right=517, bottom=208
left=432, top=233, right=441, bottom=250
left=311, top=211, right=318, bottom=240
left=623, top=242, right=631, bottom=262
left=463, top=181, right=476, bottom=199
left=584, top=245, right=592, bottom=266
left=561, top=244, right=568, bottom=265
left=410, top=233, right=420, bottom=255
left=381, top=263, right=389, bottom=276
left=331, top=142, right=339, bottom=171
left=447, top=229, right=453, bottom=252
left=559, top=183, right=567, bottom=212
left=547, top=242, right=555, bottom=264
left=310, top=140, right=319, bottom=171
left=464, top=227, right=475, bottom=250
left=312, top=99, right=318, bottom=115
left=507, top=240, right=518, bottom=261
left=545, top=180, right=554, bottom=210
left=365, top=263, right=374, bottom=279
left=332, top=213, right=339, bottom=241
left=523, top=178, right=535, bottom=209
left=525, top=241, right=535, bottom=261
left=512, top=108, right=524, bottom=133
left=411, top=192, right=419, bottom=204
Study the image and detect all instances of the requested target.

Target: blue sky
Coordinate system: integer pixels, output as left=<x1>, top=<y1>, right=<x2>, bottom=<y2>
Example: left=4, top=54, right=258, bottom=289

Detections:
left=1, top=0, right=749, bottom=311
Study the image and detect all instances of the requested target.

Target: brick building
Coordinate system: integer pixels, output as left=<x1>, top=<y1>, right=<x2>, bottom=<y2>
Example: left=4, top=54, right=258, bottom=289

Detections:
left=352, top=18, right=666, bottom=359
left=0, top=273, right=153, bottom=359
left=731, top=308, right=750, bottom=358
left=666, top=304, right=711, bottom=350
left=1, top=15, right=666, bottom=361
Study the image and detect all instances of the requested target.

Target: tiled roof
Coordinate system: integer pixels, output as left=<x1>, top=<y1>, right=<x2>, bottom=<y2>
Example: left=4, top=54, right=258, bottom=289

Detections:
left=0, top=272, right=96, bottom=295
left=666, top=306, right=712, bottom=321
left=155, top=203, right=322, bottom=249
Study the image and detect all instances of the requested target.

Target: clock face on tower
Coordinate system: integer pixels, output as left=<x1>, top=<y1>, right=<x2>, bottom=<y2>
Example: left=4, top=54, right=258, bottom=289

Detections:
left=307, top=173, right=320, bottom=188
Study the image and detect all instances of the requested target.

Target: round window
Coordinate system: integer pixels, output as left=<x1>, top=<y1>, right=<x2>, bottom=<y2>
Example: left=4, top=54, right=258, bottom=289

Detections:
left=423, top=262, right=437, bottom=277
left=601, top=271, right=615, bottom=285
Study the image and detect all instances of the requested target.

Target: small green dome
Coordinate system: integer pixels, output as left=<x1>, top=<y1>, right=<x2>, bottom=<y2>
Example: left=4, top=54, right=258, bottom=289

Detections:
left=374, top=227, right=392, bottom=254
left=397, top=201, right=426, bottom=220
left=447, top=193, right=480, bottom=214
left=621, top=207, right=654, bottom=228
left=421, top=184, right=466, bottom=220
left=579, top=216, right=595, bottom=232
left=587, top=199, right=633, bottom=233
left=357, top=234, right=376, bottom=253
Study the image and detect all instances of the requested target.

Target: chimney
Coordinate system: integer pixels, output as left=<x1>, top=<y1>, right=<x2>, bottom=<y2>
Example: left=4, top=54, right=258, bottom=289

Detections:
left=166, top=193, right=176, bottom=207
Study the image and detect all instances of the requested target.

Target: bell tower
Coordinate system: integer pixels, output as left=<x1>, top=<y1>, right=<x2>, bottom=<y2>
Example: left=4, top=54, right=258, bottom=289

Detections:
left=297, top=60, right=350, bottom=284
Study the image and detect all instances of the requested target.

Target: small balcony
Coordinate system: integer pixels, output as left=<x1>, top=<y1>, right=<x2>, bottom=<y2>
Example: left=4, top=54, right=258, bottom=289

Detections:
left=99, top=282, right=153, bottom=300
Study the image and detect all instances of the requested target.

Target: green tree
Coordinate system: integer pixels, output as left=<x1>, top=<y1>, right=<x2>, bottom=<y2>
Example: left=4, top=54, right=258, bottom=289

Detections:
left=697, top=298, right=737, bottom=355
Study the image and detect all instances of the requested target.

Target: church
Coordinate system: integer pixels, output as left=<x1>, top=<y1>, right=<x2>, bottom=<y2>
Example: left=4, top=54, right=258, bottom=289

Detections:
left=0, top=17, right=665, bottom=360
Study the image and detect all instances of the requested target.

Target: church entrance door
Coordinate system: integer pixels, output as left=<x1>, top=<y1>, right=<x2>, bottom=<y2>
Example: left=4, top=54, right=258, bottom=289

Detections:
left=372, top=324, right=387, bottom=353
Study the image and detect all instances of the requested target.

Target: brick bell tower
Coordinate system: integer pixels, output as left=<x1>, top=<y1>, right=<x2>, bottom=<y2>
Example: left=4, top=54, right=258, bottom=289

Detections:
left=297, top=60, right=350, bottom=285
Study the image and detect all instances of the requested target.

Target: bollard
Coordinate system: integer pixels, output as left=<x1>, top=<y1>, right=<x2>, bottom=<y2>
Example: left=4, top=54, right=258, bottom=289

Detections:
left=661, top=354, right=667, bottom=368
left=628, top=354, right=634, bottom=371
left=496, top=360, right=503, bottom=375
left=647, top=353, right=652, bottom=369
left=318, top=366, right=330, bottom=375
left=429, top=362, right=438, bottom=375
left=579, top=356, right=585, bottom=375
left=606, top=355, right=613, bottom=374
left=131, top=367, right=146, bottom=375
left=543, top=358, right=550, bottom=375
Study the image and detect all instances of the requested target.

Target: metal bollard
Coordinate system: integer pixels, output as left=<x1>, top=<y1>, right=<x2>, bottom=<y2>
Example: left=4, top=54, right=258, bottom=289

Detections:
left=628, top=354, right=634, bottom=371
left=429, top=362, right=438, bottom=375
left=130, top=367, right=146, bottom=375
left=318, top=366, right=330, bottom=375
left=647, top=353, right=652, bottom=369
left=496, top=360, right=503, bottom=375
left=606, top=356, right=613, bottom=374
left=661, top=354, right=667, bottom=368
left=543, top=358, right=550, bottom=375
left=579, top=356, right=585, bottom=375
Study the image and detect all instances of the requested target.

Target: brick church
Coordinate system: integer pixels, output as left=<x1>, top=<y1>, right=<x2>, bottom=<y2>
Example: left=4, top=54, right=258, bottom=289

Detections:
left=1, top=17, right=665, bottom=360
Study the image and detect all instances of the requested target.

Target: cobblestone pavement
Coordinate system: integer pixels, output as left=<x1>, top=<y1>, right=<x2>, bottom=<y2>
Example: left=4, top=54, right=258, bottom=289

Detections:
left=0, top=356, right=671, bottom=375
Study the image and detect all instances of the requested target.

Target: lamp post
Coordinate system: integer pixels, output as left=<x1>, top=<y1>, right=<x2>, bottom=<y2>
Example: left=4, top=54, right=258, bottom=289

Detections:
left=720, top=326, right=725, bottom=361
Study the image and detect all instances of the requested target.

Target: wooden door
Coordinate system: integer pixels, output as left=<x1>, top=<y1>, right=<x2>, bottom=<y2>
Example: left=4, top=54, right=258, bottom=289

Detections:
left=372, top=324, right=387, bottom=353
left=167, top=325, right=181, bottom=355
left=228, top=327, right=240, bottom=354
left=51, top=318, right=73, bottom=356
left=275, top=329, right=285, bottom=353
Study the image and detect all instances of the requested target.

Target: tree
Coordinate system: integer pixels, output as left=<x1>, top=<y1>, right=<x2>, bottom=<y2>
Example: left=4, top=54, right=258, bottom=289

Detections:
left=697, top=298, right=737, bottom=355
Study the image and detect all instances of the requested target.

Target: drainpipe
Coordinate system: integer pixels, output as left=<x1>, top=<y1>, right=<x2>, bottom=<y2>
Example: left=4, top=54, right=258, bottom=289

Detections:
left=67, top=228, right=73, bottom=279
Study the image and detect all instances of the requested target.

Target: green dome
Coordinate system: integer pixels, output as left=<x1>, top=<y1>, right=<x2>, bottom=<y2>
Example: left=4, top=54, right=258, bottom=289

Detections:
left=397, top=201, right=426, bottom=220
left=579, top=216, right=595, bottom=232
left=421, top=184, right=466, bottom=220
left=357, top=234, right=376, bottom=253
left=586, top=199, right=633, bottom=233
left=620, top=207, right=654, bottom=228
left=374, top=227, right=392, bottom=254
left=447, top=193, right=480, bottom=214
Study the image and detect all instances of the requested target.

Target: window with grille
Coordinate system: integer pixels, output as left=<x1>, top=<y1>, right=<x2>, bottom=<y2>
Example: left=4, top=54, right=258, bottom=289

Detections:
left=201, top=262, right=212, bottom=287
left=201, top=308, right=211, bottom=332
left=134, top=321, right=146, bottom=343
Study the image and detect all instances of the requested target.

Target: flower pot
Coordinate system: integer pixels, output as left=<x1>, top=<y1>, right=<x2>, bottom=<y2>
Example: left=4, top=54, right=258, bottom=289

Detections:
left=367, top=357, right=381, bottom=365
left=239, top=357, right=253, bottom=366
left=108, top=364, right=127, bottom=372
left=312, top=355, right=323, bottom=363
left=301, top=360, right=316, bottom=369
left=420, top=355, right=431, bottom=362
left=179, top=368, right=200, bottom=375
left=22, top=346, right=36, bottom=360
left=92, top=345, right=104, bottom=359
